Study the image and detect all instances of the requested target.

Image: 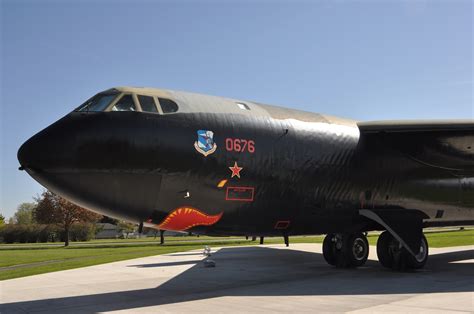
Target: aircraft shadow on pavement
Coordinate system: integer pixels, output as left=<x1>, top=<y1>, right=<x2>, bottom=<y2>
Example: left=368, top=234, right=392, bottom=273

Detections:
left=2, top=246, right=473, bottom=313
left=128, top=260, right=203, bottom=268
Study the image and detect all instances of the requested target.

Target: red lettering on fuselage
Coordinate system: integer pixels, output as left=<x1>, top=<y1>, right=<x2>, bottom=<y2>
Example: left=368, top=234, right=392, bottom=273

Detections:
left=225, top=138, right=255, bottom=153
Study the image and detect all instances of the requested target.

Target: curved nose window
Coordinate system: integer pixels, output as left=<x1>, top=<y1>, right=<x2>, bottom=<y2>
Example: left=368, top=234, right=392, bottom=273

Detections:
left=112, top=95, right=136, bottom=111
left=158, top=98, right=179, bottom=113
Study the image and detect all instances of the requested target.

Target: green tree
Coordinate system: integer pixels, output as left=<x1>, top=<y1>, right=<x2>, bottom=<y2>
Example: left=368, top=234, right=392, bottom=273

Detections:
left=0, top=214, right=5, bottom=226
left=117, top=221, right=136, bottom=238
left=13, top=203, right=36, bottom=224
left=34, top=191, right=101, bottom=246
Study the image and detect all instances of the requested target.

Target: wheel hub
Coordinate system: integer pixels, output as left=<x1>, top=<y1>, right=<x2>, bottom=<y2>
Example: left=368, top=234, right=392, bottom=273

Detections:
left=352, top=238, right=367, bottom=261
left=415, top=240, right=427, bottom=262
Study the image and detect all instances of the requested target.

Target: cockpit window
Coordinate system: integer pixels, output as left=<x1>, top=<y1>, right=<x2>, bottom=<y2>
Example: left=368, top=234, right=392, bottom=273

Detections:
left=76, top=93, right=118, bottom=112
left=236, top=102, right=250, bottom=110
left=138, top=95, right=158, bottom=113
left=158, top=98, right=178, bottom=113
left=111, top=95, right=136, bottom=111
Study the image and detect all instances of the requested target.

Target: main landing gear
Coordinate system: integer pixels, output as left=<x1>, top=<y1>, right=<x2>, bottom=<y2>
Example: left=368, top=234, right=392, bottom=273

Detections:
left=322, top=233, right=369, bottom=268
left=322, top=231, right=429, bottom=270
left=377, top=231, right=428, bottom=270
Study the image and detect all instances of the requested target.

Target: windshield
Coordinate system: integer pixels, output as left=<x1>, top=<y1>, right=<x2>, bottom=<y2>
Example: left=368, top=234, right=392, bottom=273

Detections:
left=76, top=93, right=118, bottom=112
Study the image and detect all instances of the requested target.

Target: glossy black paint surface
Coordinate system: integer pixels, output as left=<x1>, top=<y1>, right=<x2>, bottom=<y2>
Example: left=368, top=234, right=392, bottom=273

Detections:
left=18, top=103, right=474, bottom=236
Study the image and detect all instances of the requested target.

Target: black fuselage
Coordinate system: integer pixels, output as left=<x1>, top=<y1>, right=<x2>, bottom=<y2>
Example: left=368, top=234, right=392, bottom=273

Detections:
left=18, top=108, right=474, bottom=236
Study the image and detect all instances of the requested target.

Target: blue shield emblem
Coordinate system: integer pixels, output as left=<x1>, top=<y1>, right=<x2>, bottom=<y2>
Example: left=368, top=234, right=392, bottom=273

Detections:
left=194, top=130, right=217, bottom=156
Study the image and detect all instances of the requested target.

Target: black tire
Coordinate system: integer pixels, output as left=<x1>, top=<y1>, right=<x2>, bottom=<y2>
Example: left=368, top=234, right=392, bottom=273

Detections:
left=323, top=234, right=337, bottom=266
left=377, top=231, right=394, bottom=268
left=345, top=233, right=369, bottom=267
left=406, top=234, right=429, bottom=269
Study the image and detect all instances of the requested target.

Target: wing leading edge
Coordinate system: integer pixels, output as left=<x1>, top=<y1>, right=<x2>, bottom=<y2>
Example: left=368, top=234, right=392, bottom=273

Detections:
left=358, top=119, right=474, bottom=133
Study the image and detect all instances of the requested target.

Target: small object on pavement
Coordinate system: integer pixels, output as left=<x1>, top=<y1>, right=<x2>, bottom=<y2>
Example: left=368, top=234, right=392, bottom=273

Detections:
left=203, top=245, right=211, bottom=256
left=204, top=259, right=216, bottom=268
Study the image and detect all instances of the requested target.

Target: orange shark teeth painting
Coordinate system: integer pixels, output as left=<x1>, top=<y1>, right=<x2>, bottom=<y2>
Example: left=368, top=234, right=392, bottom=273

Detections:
left=158, top=207, right=223, bottom=231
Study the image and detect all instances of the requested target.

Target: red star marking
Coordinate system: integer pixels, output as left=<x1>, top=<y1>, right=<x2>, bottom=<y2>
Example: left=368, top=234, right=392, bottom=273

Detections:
left=229, top=162, right=243, bottom=178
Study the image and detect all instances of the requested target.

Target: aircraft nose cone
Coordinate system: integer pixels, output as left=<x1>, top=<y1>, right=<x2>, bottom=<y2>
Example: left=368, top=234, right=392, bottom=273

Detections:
left=18, top=138, right=34, bottom=170
left=18, top=131, right=52, bottom=171
left=18, top=116, right=74, bottom=172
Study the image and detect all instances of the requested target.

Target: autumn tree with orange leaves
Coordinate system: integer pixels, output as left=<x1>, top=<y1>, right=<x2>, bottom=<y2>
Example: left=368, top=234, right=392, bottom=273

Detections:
left=34, top=190, right=101, bottom=246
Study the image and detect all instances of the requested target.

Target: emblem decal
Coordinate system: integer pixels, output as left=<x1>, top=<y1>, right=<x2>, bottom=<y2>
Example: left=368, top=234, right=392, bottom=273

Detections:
left=229, top=161, right=243, bottom=178
left=158, top=207, right=223, bottom=231
left=194, top=130, right=217, bottom=156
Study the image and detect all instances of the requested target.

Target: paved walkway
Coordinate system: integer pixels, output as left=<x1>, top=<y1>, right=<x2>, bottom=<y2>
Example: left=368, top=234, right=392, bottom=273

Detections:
left=1, top=243, right=473, bottom=313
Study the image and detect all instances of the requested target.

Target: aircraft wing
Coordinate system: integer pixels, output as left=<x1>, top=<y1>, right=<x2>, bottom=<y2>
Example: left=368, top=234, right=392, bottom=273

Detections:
left=358, top=119, right=474, bottom=133
left=357, top=120, right=474, bottom=171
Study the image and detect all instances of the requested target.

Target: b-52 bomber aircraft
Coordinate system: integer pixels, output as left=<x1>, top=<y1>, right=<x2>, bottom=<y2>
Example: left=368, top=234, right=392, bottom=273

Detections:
left=18, top=87, right=473, bottom=270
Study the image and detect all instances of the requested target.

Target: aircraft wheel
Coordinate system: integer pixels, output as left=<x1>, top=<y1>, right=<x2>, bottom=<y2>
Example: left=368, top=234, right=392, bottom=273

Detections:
left=376, top=231, right=396, bottom=268
left=323, top=233, right=369, bottom=268
left=323, top=233, right=337, bottom=266
left=406, top=234, right=429, bottom=269
left=346, top=233, right=369, bottom=267
left=377, top=231, right=429, bottom=270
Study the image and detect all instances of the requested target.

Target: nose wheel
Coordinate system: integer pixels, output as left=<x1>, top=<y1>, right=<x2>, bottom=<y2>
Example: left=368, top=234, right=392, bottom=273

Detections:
left=323, top=233, right=369, bottom=268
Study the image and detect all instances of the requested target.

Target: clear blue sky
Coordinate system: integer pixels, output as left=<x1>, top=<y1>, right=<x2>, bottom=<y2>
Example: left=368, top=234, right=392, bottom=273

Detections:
left=1, top=0, right=472, bottom=219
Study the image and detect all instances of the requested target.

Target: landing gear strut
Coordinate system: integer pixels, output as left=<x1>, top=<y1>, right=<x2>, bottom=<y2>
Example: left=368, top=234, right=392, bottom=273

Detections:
left=377, top=231, right=428, bottom=270
left=322, top=233, right=369, bottom=268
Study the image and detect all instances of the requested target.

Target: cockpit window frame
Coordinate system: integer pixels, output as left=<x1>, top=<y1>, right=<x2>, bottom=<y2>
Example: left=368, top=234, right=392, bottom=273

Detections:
left=153, top=96, right=164, bottom=114
left=132, top=94, right=142, bottom=112
left=104, top=92, right=123, bottom=111
left=136, top=94, right=162, bottom=114
left=79, top=91, right=180, bottom=115
left=104, top=93, right=140, bottom=112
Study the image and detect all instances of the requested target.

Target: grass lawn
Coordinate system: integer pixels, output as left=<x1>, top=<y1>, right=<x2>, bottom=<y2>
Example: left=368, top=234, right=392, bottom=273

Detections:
left=1, top=229, right=472, bottom=281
